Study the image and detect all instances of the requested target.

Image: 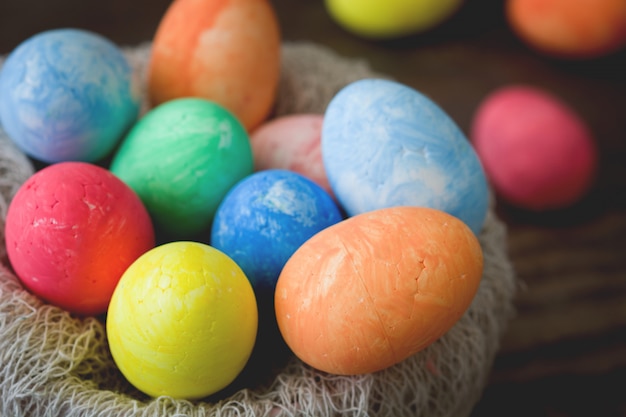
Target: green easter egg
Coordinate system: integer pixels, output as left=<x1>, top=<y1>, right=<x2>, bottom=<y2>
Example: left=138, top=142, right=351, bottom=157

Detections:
left=110, top=98, right=253, bottom=236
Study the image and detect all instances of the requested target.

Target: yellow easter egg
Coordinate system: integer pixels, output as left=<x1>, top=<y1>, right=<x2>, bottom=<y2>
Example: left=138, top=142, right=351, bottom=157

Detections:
left=106, top=241, right=258, bottom=399
left=324, top=0, right=464, bottom=38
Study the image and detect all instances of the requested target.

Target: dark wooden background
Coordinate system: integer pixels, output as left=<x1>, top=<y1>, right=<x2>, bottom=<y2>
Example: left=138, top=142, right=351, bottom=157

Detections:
left=1, top=1, right=625, bottom=416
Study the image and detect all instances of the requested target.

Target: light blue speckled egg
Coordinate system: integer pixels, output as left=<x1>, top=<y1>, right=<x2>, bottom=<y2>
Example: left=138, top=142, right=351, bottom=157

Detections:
left=321, top=78, right=488, bottom=235
left=0, top=29, right=140, bottom=163
left=211, top=169, right=343, bottom=291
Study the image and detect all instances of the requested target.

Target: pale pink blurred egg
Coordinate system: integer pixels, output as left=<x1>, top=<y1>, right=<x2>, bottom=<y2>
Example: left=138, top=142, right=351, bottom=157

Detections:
left=250, top=114, right=333, bottom=197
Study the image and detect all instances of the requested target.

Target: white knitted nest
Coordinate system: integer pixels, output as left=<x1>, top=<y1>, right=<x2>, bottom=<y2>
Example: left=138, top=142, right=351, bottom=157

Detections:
left=0, top=42, right=517, bottom=417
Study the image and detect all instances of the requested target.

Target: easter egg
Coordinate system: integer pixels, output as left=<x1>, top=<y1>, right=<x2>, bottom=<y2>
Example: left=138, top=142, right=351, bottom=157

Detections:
left=148, top=0, right=281, bottom=131
left=275, top=206, right=483, bottom=375
left=110, top=98, right=253, bottom=237
left=0, top=29, right=140, bottom=163
left=250, top=114, right=333, bottom=196
left=107, top=241, right=258, bottom=399
left=506, top=0, right=626, bottom=58
left=470, top=85, right=598, bottom=211
left=211, top=169, right=343, bottom=291
left=324, top=0, right=463, bottom=39
left=322, top=78, right=489, bottom=235
left=4, top=162, right=154, bottom=316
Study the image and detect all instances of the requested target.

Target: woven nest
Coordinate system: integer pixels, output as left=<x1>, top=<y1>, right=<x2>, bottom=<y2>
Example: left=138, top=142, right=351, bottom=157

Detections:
left=0, top=42, right=517, bottom=417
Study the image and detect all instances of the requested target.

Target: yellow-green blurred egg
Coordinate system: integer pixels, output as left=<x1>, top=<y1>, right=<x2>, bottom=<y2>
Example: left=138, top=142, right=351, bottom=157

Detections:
left=106, top=241, right=258, bottom=399
left=324, top=0, right=463, bottom=38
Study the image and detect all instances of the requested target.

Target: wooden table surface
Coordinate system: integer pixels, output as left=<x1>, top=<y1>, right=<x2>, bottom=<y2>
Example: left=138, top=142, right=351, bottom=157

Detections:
left=1, top=1, right=625, bottom=416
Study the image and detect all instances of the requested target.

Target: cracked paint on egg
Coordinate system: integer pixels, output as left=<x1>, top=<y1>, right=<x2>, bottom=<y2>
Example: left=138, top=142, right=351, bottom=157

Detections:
left=106, top=241, right=258, bottom=399
left=274, top=206, right=483, bottom=375
left=4, top=162, right=155, bottom=316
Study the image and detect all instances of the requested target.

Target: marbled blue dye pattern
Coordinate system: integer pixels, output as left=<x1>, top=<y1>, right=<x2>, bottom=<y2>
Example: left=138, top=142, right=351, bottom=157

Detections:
left=211, top=169, right=343, bottom=291
left=0, top=29, right=140, bottom=163
left=321, top=78, right=488, bottom=235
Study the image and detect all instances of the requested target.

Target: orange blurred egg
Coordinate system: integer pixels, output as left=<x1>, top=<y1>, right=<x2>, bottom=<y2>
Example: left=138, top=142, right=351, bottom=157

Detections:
left=148, top=0, right=281, bottom=130
left=275, top=206, right=483, bottom=375
left=506, top=0, right=626, bottom=58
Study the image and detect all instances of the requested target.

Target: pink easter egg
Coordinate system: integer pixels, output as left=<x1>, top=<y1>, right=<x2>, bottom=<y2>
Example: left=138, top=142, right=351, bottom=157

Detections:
left=250, top=114, right=333, bottom=197
left=5, top=162, right=155, bottom=315
left=470, top=85, right=598, bottom=211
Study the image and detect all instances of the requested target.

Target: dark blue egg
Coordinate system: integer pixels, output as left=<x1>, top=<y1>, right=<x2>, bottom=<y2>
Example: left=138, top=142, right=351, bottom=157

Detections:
left=0, top=29, right=140, bottom=163
left=211, top=169, right=343, bottom=291
left=321, top=78, right=489, bottom=235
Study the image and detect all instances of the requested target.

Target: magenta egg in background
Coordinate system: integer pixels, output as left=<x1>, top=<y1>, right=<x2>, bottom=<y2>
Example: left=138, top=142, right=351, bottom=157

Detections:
left=471, top=85, right=598, bottom=211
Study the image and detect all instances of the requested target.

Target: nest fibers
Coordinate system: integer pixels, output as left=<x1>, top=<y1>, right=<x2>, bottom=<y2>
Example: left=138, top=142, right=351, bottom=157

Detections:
left=0, top=42, right=517, bottom=417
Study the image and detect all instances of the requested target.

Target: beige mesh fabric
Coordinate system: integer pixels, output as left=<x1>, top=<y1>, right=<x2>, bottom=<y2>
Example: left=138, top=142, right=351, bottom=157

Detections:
left=0, top=42, right=517, bottom=417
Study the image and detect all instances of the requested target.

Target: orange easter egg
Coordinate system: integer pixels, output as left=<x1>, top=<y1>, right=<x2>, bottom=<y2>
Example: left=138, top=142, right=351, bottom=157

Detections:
left=506, top=0, right=626, bottom=58
left=275, top=206, right=483, bottom=375
left=148, top=0, right=281, bottom=130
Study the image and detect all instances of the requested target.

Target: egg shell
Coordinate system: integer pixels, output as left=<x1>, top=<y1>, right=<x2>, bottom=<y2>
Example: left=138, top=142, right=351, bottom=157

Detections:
left=0, top=28, right=140, bottom=163
left=250, top=114, right=334, bottom=197
left=275, top=206, right=483, bottom=375
left=324, top=0, right=463, bottom=39
left=470, top=85, right=598, bottom=211
left=148, top=0, right=281, bottom=131
left=211, top=169, right=343, bottom=291
left=107, top=241, right=258, bottom=399
left=322, top=78, right=489, bottom=235
left=4, top=162, right=155, bottom=316
left=109, top=98, right=253, bottom=237
left=506, top=0, right=626, bottom=58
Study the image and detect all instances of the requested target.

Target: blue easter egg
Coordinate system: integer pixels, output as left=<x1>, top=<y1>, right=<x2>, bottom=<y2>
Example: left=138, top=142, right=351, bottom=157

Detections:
left=211, top=169, right=343, bottom=291
left=321, top=78, right=488, bottom=235
left=0, top=28, right=140, bottom=163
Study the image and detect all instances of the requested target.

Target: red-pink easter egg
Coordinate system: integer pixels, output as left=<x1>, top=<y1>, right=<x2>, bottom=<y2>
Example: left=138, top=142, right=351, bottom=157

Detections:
left=5, top=162, right=155, bottom=315
left=471, top=85, right=598, bottom=211
left=249, top=114, right=333, bottom=197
